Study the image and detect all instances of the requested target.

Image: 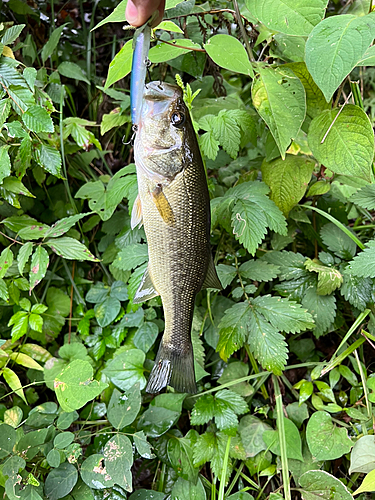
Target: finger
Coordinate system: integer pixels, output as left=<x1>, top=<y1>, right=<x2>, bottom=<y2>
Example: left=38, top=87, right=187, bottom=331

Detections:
left=126, top=0, right=165, bottom=27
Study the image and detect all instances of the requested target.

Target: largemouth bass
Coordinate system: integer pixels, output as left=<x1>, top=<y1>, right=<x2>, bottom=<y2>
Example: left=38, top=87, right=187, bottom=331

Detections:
left=132, top=81, right=222, bottom=393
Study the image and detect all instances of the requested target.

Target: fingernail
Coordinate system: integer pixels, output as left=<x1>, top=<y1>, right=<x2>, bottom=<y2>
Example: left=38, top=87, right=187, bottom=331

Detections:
left=126, top=0, right=138, bottom=25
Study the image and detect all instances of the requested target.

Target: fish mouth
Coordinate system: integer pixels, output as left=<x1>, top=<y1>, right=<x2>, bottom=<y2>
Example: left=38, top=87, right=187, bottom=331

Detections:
left=143, top=81, right=180, bottom=102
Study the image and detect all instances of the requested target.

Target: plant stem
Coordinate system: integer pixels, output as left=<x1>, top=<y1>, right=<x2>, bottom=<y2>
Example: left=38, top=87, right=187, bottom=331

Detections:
left=273, top=375, right=291, bottom=500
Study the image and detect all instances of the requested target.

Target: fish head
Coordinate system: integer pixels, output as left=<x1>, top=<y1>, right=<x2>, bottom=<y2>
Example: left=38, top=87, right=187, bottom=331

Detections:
left=135, top=82, right=194, bottom=180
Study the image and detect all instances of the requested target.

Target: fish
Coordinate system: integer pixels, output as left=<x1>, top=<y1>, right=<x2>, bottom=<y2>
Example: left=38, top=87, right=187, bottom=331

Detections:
left=130, top=24, right=151, bottom=127
left=132, top=81, right=222, bottom=394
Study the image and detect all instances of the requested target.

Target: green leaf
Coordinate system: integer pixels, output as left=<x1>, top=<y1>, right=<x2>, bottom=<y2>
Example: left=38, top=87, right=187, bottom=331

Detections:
left=217, top=302, right=249, bottom=361
left=103, top=434, right=133, bottom=491
left=341, top=271, right=372, bottom=310
left=252, top=66, right=306, bottom=158
left=305, top=12, right=375, bottom=101
left=238, top=415, right=272, bottom=457
left=239, top=260, right=279, bottom=282
left=29, top=245, right=49, bottom=291
left=58, top=61, right=90, bottom=84
left=105, top=39, right=133, bottom=88
left=350, top=435, right=375, bottom=474
left=22, top=105, right=54, bottom=133
left=211, top=110, right=241, bottom=159
left=348, top=240, right=375, bottom=278
left=304, top=258, right=343, bottom=295
left=107, top=385, right=141, bottom=429
left=308, top=105, right=374, bottom=181
left=100, top=110, right=131, bottom=135
left=149, top=39, right=201, bottom=64
left=92, top=0, right=127, bottom=29
left=44, top=213, right=90, bottom=239
left=0, top=423, right=17, bottom=459
left=28, top=313, right=43, bottom=333
left=306, top=411, right=353, bottom=460
left=0, top=247, right=13, bottom=278
left=0, top=145, right=11, bottom=183
left=8, top=310, right=29, bottom=342
left=80, top=454, right=115, bottom=490
left=191, top=389, right=248, bottom=431
left=263, top=417, right=303, bottom=461
left=350, top=184, right=375, bottom=210
left=2, top=367, right=26, bottom=402
left=320, top=223, right=357, bottom=259
left=103, top=349, right=146, bottom=391
left=129, top=491, right=165, bottom=500
left=1, top=24, right=26, bottom=45
left=54, top=431, right=74, bottom=449
left=0, top=99, right=11, bottom=127
left=261, top=155, right=314, bottom=216
left=171, top=477, right=206, bottom=500
left=353, top=469, right=375, bottom=495
left=34, top=143, right=62, bottom=177
left=300, top=470, right=354, bottom=500
left=0, top=278, right=8, bottom=301
left=246, top=0, right=328, bottom=36
left=199, top=130, right=219, bottom=160
left=302, top=286, right=336, bottom=338
left=0, top=62, right=28, bottom=88
left=46, top=237, right=98, bottom=261
left=134, top=322, right=159, bottom=353
left=113, top=243, right=148, bottom=271
left=54, top=359, right=109, bottom=412
left=7, top=86, right=35, bottom=113
left=204, top=34, right=253, bottom=77
left=94, top=297, right=121, bottom=327
left=167, top=433, right=198, bottom=482
left=133, top=431, right=154, bottom=459
left=41, top=24, right=66, bottom=63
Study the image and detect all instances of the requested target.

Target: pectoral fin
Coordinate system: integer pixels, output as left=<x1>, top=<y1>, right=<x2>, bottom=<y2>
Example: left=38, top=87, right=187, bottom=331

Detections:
left=151, top=185, right=175, bottom=225
left=131, top=194, right=143, bottom=229
left=133, top=264, right=159, bottom=303
left=202, top=254, right=222, bottom=290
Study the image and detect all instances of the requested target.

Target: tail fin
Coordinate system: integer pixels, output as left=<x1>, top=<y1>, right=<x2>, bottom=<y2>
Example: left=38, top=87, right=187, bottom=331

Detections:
left=146, top=341, right=197, bottom=394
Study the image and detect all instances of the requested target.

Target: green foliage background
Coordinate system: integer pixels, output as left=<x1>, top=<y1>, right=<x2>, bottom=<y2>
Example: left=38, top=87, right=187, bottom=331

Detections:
left=1, top=0, right=375, bottom=499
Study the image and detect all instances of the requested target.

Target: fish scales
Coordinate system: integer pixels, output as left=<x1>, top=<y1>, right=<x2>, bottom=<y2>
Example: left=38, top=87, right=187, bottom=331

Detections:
left=133, top=82, right=221, bottom=393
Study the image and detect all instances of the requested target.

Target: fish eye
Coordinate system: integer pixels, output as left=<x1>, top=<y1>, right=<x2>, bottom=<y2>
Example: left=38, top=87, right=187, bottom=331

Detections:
left=170, top=111, right=185, bottom=127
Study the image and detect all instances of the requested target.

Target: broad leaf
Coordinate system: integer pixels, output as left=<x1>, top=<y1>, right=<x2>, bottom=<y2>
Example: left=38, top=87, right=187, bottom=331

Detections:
left=204, top=34, right=253, bottom=77
left=247, top=0, right=328, bottom=36
left=305, top=12, right=375, bottom=101
left=348, top=240, right=375, bottom=278
left=350, top=435, right=375, bottom=474
left=308, top=105, right=374, bottom=181
left=252, top=66, right=306, bottom=158
left=103, top=349, right=146, bottom=391
left=105, top=39, right=133, bottom=88
left=29, top=246, right=49, bottom=291
left=263, top=417, right=303, bottom=461
left=46, top=237, right=98, bottom=261
left=306, top=411, right=353, bottom=460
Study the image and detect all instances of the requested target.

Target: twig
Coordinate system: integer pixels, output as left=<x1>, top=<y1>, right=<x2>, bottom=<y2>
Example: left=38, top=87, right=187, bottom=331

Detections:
left=233, top=0, right=255, bottom=62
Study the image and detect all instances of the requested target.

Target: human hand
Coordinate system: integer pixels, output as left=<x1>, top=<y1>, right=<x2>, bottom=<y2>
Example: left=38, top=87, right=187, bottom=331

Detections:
left=125, top=0, right=165, bottom=27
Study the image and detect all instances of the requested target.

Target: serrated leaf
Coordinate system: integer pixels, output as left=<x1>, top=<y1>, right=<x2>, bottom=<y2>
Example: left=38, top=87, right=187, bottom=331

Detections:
left=261, top=155, right=314, bottom=216
left=252, top=66, right=306, bottom=158
left=8, top=310, right=29, bottom=342
left=22, top=105, right=54, bottom=133
left=308, top=105, right=374, bottom=181
left=348, top=240, right=375, bottom=278
left=204, top=34, right=253, bottom=77
left=58, top=61, right=90, bottom=84
left=248, top=313, right=289, bottom=374
left=34, top=143, right=62, bottom=177
left=0, top=99, right=11, bottom=127
left=305, top=12, right=375, bottom=102
left=7, top=85, right=35, bottom=113
left=1, top=24, right=26, bottom=45
left=0, top=62, right=28, bottom=88
left=100, top=110, right=130, bottom=135
left=350, top=184, right=375, bottom=210
left=0, top=278, right=8, bottom=301
left=217, top=302, right=249, bottom=361
left=54, top=359, right=108, bottom=412
left=341, top=271, right=372, bottom=310
left=320, top=222, right=357, bottom=259
left=302, top=286, right=336, bottom=338
left=247, top=0, right=328, bottom=36
left=212, top=110, right=241, bottom=158
left=239, top=260, right=279, bottom=282
left=29, top=246, right=49, bottom=291
left=305, top=258, right=343, bottom=295
left=46, top=237, right=98, bottom=261
left=199, top=130, right=219, bottom=160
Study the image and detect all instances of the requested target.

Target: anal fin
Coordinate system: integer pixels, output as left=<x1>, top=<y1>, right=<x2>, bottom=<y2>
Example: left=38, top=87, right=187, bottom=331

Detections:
left=151, top=185, right=175, bottom=225
left=133, top=264, right=159, bottom=303
left=202, top=254, right=222, bottom=290
left=131, top=194, right=143, bottom=230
